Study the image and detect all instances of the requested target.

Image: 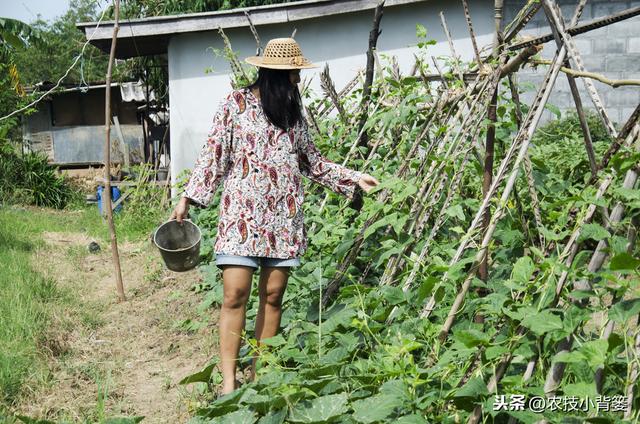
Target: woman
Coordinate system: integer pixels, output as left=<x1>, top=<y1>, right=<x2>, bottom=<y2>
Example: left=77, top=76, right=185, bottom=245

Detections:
left=170, top=37, right=379, bottom=395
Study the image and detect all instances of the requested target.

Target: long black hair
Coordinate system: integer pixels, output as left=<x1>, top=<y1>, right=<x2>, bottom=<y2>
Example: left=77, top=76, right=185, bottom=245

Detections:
left=243, top=67, right=303, bottom=131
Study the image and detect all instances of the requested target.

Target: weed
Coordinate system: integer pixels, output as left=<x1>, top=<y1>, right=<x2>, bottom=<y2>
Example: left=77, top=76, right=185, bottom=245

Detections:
left=0, top=145, right=81, bottom=209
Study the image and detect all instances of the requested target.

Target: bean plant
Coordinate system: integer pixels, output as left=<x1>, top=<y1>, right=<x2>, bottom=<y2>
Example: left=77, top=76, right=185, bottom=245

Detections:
left=181, top=26, right=640, bottom=424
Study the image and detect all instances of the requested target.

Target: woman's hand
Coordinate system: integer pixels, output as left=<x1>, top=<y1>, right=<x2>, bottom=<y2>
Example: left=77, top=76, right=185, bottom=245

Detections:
left=170, top=196, right=191, bottom=223
left=358, top=173, right=380, bottom=194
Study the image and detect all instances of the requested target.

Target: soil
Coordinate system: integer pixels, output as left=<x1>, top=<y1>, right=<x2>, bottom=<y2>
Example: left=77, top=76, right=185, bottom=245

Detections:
left=13, top=231, right=221, bottom=423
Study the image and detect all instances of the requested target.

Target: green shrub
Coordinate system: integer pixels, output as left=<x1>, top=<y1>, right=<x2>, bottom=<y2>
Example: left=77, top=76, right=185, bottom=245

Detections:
left=530, top=111, right=613, bottom=186
left=0, top=144, right=80, bottom=209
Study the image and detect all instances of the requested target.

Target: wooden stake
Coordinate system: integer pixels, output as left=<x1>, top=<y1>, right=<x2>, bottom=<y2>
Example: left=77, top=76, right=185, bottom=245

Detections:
left=104, top=0, right=125, bottom=303
left=319, top=63, right=347, bottom=124
left=474, top=0, right=503, bottom=322
left=423, top=39, right=568, bottom=322
left=461, top=0, right=482, bottom=67
left=356, top=0, right=384, bottom=151
left=439, top=12, right=465, bottom=82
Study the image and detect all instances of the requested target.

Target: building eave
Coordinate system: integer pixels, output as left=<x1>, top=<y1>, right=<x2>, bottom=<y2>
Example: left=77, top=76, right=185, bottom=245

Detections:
left=77, top=0, right=426, bottom=58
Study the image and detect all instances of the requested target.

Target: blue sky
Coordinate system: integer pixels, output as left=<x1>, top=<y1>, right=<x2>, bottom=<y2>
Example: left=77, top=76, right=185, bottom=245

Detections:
left=1, top=0, right=70, bottom=23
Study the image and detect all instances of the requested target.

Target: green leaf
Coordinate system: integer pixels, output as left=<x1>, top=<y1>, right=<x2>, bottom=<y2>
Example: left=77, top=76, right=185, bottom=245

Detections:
left=579, top=339, right=608, bottom=370
left=381, top=286, right=406, bottom=305
left=364, top=213, right=396, bottom=239
left=553, top=350, right=586, bottom=363
left=609, top=252, right=640, bottom=271
left=395, top=415, right=426, bottom=424
left=257, top=408, right=286, bottom=424
left=455, top=376, right=489, bottom=398
left=511, top=256, right=534, bottom=284
left=0, top=29, right=27, bottom=49
left=396, top=183, right=418, bottom=202
left=391, top=214, right=409, bottom=236
left=179, top=363, right=215, bottom=384
left=352, top=394, right=403, bottom=423
left=578, top=223, right=610, bottom=242
left=521, top=310, right=563, bottom=336
left=608, top=298, right=640, bottom=324
left=379, top=379, right=409, bottom=401
left=261, top=334, right=286, bottom=347
left=540, top=227, right=569, bottom=241
left=561, top=382, right=597, bottom=399
left=289, top=393, right=348, bottom=423
left=416, top=276, right=437, bottom=303
left=210, top=410, right=256, bottom=424
left=545, top=103, right=561, bottom=119
left=485, top=345, right=508, bottom=360
left=453, top=329, right=491, bottom=348
left=445, top=204, right=465, bottom=221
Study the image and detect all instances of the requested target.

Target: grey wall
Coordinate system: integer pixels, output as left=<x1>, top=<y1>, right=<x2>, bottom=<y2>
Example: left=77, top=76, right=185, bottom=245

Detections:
left=168, top=0, right=640, bottom=192
left=168, top=0, right=496, bottom=190
left=504, top=0, right=640, bottom=125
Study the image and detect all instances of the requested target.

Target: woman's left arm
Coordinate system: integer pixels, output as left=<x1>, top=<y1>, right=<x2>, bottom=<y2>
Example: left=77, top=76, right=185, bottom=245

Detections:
left=296, top=118, right=378, bottom=200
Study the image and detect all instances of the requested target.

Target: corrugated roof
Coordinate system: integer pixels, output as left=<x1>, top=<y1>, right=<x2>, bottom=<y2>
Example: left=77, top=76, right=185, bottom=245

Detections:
left=77, top=0, right=425, bottom=58
left=26, top=81, right=154, bottom=102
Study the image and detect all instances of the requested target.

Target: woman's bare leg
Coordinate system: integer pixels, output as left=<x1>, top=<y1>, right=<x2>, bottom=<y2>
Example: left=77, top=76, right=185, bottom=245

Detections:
left=250, top=266, right=290, bottom=381
left=219, top=265, right=255, bottom=395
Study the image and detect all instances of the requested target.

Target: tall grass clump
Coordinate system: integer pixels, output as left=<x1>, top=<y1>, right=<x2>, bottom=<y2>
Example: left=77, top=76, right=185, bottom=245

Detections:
left=0, top=143, right=80, bottom=209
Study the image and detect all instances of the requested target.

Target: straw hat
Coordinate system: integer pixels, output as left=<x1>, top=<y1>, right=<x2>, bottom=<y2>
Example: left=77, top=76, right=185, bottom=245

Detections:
left=245, top=37, right=319, bottom=70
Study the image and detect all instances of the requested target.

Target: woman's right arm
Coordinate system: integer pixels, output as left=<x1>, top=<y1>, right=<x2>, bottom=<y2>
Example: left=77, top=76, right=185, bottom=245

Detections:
left=171, top=93, right=235, bottom=222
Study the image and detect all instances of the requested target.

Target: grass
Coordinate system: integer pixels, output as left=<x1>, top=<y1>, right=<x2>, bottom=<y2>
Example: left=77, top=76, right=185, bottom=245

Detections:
left=0, top=208, right=66, bottom=406
left=0, top=201, right=170, bottom=412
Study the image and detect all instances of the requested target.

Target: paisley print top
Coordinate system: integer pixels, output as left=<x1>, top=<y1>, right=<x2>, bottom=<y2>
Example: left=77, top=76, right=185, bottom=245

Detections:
left=182, top=87, right=363, bottom=259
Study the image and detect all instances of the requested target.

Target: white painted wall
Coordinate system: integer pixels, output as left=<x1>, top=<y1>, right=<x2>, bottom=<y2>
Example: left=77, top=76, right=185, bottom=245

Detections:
left=168, top=0, right=495, bottom=192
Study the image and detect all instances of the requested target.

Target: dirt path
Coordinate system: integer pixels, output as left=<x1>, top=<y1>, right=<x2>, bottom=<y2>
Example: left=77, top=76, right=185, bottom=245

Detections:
left=15, top=231, right=219, bottom=423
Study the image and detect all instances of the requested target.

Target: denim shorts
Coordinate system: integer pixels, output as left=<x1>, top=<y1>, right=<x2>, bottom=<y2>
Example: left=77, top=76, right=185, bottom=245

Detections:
left=215, top=253, right=301, bottom=270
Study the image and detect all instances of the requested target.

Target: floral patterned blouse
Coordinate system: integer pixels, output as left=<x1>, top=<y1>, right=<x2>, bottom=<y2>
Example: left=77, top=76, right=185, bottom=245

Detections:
left=182, top=87, right=363, bottom=259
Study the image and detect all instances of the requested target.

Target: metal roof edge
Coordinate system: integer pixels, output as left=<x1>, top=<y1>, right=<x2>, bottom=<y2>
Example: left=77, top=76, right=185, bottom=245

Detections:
left=78, top=0, right=331, bottom=27
left=78, top=0, right=425, bottom=41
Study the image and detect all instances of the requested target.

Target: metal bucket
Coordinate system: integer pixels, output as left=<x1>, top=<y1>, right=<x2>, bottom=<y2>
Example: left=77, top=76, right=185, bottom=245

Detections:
left=153, top=219, right=202, bottom=272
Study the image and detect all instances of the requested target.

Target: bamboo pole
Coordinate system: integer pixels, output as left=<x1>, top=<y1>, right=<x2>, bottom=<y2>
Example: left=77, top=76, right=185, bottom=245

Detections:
left=508, top=74, right=545, bottom=249
left=531, top=60, right=640, bottom=87
left=595, top=217, right=638, bottom=393
left=532, top=0, right=619, bottom=139
left=542, top=161, right=640, bottom=397
left=356, top=0, right=385, bottom=153
left=503, top=0, right=542, bottom=44
left=319, top=64, right=347, bottom=124
left=461, top=0, right=482, bottom=67
left=376, top=72, right=499, bottom=288
left=542, top=1, right=598, bottom=176
left=439, top=12, right=464, bottom=82
left=423, top=34, right=568, bottom=323
left=104, top=0, right=125, bottom=303
left=470, top=122, right=639, bottom=424
left=475, top=0, right=503, bottom=318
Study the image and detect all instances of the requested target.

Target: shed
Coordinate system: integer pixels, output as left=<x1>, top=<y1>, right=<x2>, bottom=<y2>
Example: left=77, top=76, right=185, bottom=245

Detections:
left=22, top=81, right=150, bottom=167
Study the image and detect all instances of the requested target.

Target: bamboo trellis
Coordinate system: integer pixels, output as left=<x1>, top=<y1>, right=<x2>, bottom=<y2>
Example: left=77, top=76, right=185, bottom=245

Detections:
left=234, top=1, right=640, bottom=420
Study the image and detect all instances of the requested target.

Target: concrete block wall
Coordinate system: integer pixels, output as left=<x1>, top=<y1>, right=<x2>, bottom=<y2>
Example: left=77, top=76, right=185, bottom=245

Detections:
left=503, top=0, right=640, bottom=126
